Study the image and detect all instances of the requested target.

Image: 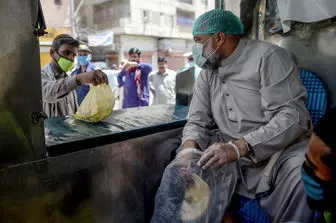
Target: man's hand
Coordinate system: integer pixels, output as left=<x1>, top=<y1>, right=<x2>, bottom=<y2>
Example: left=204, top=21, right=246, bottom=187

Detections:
left=123, top=62, right=138, bottom=70
left=76, top=69, right=108, bottom=86
left=197, top=142, right=239, bottom=169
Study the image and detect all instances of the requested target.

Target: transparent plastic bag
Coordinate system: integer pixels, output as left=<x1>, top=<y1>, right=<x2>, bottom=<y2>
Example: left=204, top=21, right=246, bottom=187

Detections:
left=151, top=148, right=238, bottom=223
left=74, top=84, right=115, bottom=122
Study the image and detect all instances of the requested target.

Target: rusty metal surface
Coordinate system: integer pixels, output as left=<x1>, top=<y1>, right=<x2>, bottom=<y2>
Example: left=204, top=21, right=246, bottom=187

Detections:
left=0, top=0, right=45, bottom=167
left=0, top=128, right=182, bottom=223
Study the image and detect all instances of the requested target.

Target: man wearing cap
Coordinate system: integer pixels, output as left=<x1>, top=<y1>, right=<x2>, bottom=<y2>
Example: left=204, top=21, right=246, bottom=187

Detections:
left=71, top=44, right=96, bottom=105
left=41, top=34, right=108, bottom=117
left=152, top=10, right=313, bottom=222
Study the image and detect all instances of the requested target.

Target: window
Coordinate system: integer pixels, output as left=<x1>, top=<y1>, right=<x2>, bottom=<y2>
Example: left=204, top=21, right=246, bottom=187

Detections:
left=143, top=10, right=152, bottom=23
left=178, top=0, right=193, bottom=4
left=54, top=0, right=62, bottom=6
left=176, top=9, right=194, bottom=26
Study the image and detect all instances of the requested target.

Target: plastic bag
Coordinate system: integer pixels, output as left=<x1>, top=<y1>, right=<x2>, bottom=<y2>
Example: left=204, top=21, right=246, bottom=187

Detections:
left=151, top=148, right=238, bottom=223
left=74, top=84, right=115, bottom=122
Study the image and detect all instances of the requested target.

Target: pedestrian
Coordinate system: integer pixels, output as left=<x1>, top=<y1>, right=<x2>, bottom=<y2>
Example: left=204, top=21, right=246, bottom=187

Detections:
left=41, top=34, right=108, bottom=117
left=71, top=44, right=96, bottom=105
left=117, top=48, right=152, bottom=109
left=149, top=57, right=177, bottom=105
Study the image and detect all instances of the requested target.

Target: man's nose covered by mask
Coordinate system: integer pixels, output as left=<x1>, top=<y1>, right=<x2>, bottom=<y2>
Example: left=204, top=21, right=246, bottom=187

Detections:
left=192, top=34, right=221, bottom=70
left=55, top=51, right=74, bottom=72
left=77, top=55, right=90, bottom=66
left=191, top=9, right=244, bottom=70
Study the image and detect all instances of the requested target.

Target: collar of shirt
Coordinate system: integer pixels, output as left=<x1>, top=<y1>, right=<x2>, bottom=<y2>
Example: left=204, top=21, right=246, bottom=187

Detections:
left=219, top=39, right=247, bottom=67
left=73, top=62, right=95, bottom=74
left=157, top=69, right=173, bottom=76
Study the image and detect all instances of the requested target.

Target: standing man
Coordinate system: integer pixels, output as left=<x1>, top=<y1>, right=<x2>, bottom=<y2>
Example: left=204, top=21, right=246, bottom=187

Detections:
left=117, top=48, right=152, bottom=109
left=41, top=34, right=108, bottom=117
left=186, top=54, right=202, bottom=80
left=71, top=44, right=95, bottom=105
left=152, top=10, right=313, bottom=223
left=104, top=50, right=119, bottom=70
left=149, top=57, right=177, bottom=105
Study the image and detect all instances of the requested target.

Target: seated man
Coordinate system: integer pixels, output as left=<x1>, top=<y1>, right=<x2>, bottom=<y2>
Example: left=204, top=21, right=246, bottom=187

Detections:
left=302, top=107, right=336, bottom=223
left=152, top=9, right=313, bottom=223
left=41, top=34, right=108, bottom=117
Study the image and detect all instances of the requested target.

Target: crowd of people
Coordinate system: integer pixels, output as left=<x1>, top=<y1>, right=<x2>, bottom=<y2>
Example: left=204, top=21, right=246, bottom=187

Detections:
left=40, top=8, right=335, bottom=223
left=41, top=34, right=189, bottom=117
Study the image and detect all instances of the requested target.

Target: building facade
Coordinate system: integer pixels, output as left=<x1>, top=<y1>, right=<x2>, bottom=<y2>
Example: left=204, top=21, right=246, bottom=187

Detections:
left=79, top=0, right=215, bottom=70
left=39, top=0, right=215, bottom=70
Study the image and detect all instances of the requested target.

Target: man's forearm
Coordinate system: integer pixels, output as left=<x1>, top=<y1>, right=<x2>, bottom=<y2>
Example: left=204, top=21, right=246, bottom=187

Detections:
left=181, top=140, right=200, bottom=150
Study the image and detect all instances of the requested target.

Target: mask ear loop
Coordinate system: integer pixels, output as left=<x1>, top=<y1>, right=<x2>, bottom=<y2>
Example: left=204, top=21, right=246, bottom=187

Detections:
left=204, top=33, right=224, bottom=61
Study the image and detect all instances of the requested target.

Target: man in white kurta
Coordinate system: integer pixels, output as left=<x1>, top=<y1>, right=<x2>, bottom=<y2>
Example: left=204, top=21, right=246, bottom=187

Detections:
left=152, top=9, right=313, bottom=223
left=149, top=57, right=177, bottom=105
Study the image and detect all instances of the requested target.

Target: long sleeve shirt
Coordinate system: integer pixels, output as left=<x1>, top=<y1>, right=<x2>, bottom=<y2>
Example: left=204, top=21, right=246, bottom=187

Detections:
left=149, top=69, right=177, bottom=105
left=41, top=63, right=78, bottom=117
left=117, top=62, right=152, bottom=109
left=182, top=39, right=312, bottom=196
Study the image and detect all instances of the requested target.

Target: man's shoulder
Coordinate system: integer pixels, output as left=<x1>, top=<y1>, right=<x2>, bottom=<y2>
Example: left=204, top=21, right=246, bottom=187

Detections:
left=245, top=39, right=283, bottom=57
left=41, top=63, right=54, bottom=77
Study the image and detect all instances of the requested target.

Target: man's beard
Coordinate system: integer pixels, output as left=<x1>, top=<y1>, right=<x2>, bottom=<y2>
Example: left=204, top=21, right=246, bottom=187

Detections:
left=202, top=52, right=221, bottom=70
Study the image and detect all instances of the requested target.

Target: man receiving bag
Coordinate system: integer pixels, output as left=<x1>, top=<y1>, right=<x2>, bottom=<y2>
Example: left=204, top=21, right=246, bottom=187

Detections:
left=151, top=9, right=313, bottom=223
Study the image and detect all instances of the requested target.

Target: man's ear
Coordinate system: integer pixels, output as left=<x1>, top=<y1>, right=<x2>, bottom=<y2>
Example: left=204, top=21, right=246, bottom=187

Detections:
left=217, top=32, right=226, bottom=46
left=49, top=48, right=55, bottom=59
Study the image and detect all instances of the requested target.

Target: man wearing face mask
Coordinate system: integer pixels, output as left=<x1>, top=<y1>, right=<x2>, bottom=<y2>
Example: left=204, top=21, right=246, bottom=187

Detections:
left=117, top=48, right=152, bottom=109
left=71, top=44, right=95, bottom=105
left=152, top=10, right=313, bottom=223
left=186, top=54, right=201, bottom=80
left=302, top=107, right=336, bottom=223
left=149, top=57, right=177, bottom=105
left=41, top=34, right=108, bottom=117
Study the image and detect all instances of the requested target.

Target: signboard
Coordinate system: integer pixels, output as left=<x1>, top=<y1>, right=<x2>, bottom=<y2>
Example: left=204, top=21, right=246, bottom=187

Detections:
left=88, top=31, right=114, bottom=47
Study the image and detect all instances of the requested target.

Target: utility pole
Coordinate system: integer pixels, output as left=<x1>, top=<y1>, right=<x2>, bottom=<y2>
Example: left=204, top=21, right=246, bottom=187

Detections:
left=70, top=0, right=76, bottom=38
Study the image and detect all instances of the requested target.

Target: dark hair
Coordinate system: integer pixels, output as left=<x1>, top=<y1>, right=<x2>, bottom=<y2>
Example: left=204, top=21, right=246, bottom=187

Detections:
left=158, top=57, right=167, bottom=63
left=128, top=48, right=141, bottom=56
left=51, top=34, right=79, bottom=52
left=105, top=50, right=119, bottom=56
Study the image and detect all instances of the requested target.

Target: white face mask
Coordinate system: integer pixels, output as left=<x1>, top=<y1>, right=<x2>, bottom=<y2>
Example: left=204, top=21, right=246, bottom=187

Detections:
left=192, top=34, right=221, bottom=70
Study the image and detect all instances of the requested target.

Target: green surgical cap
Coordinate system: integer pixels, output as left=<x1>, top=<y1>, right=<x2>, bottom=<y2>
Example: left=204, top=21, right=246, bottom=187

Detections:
left=193, top=9, right=244, bottom=36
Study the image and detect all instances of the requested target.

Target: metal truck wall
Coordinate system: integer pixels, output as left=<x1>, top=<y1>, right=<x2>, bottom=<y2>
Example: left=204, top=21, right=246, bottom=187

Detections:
left=275, top=22, right=336, bottom=107
left=0, top=0, right=45, bottom=166
left=225, top=0, right=336, bottom=107
left=0, top=128, right=182, bottom=223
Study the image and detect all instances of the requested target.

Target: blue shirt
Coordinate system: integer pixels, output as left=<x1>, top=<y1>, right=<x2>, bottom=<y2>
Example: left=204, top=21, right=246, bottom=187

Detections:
left=71, top=62, right=96, bottom=105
